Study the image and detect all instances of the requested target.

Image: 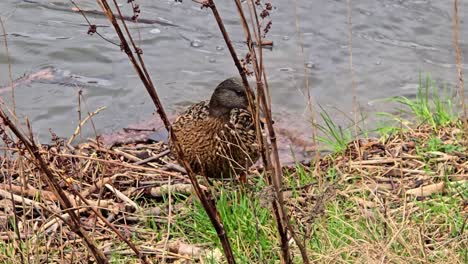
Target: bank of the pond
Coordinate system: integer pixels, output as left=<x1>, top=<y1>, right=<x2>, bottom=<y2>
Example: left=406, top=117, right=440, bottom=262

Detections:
left=0, top=102, right=466, bottom=262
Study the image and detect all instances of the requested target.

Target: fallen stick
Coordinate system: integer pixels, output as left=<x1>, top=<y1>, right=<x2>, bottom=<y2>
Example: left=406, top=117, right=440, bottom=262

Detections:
left=105, top=183, right=140, bottom=211
left=349, top=158, right=402, bottom=166
left=57, top=153, right=184, bottom=179
left=0, top=183, right=57, bottom=201
left=113, top=148, right=141, bottom=162
left=0, top=189, right=54, bottom=212
left=135, top=150, right=170, bottom=165
left=164, top=163, right=187, bottom=174
left=148, top=183, right=206, bottom=197
left=406, top=182, right=446, bottom=197
left=67, top=106, right=106, bottom=145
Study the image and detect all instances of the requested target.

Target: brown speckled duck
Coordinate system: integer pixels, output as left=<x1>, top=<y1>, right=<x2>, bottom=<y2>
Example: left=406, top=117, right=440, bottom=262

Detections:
left=169, top=77, right=259, bottom=178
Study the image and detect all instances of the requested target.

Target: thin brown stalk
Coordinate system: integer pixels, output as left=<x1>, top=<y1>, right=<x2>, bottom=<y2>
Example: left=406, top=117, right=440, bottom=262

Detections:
left=199, top=0, right=285, bottom=257
left=200, top=1, right=258, bottom=117
left=62, top=184, right=151, bottom=264
left=453, top=0, right=466, bottom=129
left=95, top=1, right=236, bottom=263
left=67, top=106, right=106, bottom=145
left=233, top=1, right=298, bottom=262
left=128, top=0, right=143, bottom=48
left=96, top=0, right=165, bottom=129
left=78, top=91, right=103, bottom=149
left=75, top=88, right=113, bottom=243
left=346, top=0, right=358, bottom=138
left=231, top=0, right=280, bottom=184
left=292, top=0, right=320, bottom=182
left=77, top=90, right=83, bottom=143
left=161, top=175, right=172, bottom=263
left=246, top=0, right=263, bottom=79
left=111, top=0, right=153, bottom=89
left=3, top=171, right=26, bottom=263
left=245, top=1, right=269, bottom=173
left=201, top=0, right=307, bottom=262
left=0, top=18, right=25, bottom=262
left=69, top=0, right=120, bottom=47
left=0, top=17, right=16, bottom=120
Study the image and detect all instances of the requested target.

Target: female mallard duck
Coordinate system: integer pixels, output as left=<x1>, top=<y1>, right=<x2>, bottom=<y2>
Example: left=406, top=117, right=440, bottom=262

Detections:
left=169, top=77, right=259, bottom=178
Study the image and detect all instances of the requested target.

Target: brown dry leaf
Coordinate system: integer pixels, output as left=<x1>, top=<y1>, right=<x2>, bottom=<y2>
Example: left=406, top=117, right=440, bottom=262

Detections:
left=405, top=182, right=445, bottom=197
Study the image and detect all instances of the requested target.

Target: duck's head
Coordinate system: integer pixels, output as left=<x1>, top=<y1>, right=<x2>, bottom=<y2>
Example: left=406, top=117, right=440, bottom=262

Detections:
left=209, top=77, right=249, bottom=118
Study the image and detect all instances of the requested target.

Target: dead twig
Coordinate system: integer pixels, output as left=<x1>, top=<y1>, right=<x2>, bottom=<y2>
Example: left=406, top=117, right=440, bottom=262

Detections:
left=346, top=0, right=359, bottom=138
left=104, top=183, right=140, bottom=211
left=67, top=106, right=106, bottom=145
left=135, top=149, right=170, bottom=165
left=197, top=0, right=306, bottom=262
left=94, top=1, right=237, bottom=262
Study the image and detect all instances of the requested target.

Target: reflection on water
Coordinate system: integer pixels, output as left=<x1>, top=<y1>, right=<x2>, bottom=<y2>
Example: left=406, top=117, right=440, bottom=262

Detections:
left=0, top=0, right=466, bottom=143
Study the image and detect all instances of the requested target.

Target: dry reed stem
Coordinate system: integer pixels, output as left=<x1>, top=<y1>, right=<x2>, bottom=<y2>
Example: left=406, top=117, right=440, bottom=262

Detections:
left=346, top=0, right=359, bottom=138
left=95, top=1, right=236, bottom=262
left=292, top=0, right=321, bottom=186
left=161, top=175, right=172, bottom=264
left=2, top=159, right=26, bottom=262
left=232, top=1, right=301, bottom=262
left=67, top=106, right=106, bottom=145
left=453, top=0, right=467, bottom=129
left=69, top=0, right=120, bottom=47
left=0, top=17, right=16, bottom=120
left=195, top=0, right=305, bottom=262
left=1, top=15, right=150, bottom=263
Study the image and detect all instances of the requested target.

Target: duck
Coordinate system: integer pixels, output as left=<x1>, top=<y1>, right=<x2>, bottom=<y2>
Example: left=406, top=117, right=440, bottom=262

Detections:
left=169, top=77, right=259, bottom=178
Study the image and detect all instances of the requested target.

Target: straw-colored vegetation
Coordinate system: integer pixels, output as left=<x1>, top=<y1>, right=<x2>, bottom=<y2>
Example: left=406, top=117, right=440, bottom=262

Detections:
left=0, top=77, right=466, bottom=263
left=0, top=0, right=466, bottom=263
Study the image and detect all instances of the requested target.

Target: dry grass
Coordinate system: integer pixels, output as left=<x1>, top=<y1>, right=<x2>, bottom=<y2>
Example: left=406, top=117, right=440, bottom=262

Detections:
left=0, top=138, right=203, bottom=263
left=0, top=1, right=466, bottom=263
left=0, top=120, right=465, bottom=263
left=286, top=122, right=467, bottom=263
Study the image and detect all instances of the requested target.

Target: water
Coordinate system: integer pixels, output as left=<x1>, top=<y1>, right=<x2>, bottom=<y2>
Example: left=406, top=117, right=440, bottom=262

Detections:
left=0, top=0, right=467, bottom=143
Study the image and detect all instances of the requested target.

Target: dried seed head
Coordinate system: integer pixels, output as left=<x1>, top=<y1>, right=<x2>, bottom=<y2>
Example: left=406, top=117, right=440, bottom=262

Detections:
left=87, top=24, right=97, bottom=35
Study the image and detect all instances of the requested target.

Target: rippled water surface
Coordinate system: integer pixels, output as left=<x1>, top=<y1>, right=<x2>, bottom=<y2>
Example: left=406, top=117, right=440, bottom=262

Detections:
left=0, top=0, right=467, bottom=141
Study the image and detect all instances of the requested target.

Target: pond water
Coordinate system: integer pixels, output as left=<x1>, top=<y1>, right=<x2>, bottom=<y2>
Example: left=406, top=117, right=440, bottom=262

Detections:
left=0, top=0, right=466, bottom=143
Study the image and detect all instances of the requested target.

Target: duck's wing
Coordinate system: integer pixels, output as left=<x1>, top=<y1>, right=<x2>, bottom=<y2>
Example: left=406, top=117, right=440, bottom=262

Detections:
left=173, top=101, right=210, bottom=127
left=227, top=108, right=257, bottom=151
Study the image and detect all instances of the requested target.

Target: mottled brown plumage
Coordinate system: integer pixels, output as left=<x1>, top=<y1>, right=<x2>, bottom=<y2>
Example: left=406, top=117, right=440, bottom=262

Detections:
left=169, top=78, right=258, bottom=178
